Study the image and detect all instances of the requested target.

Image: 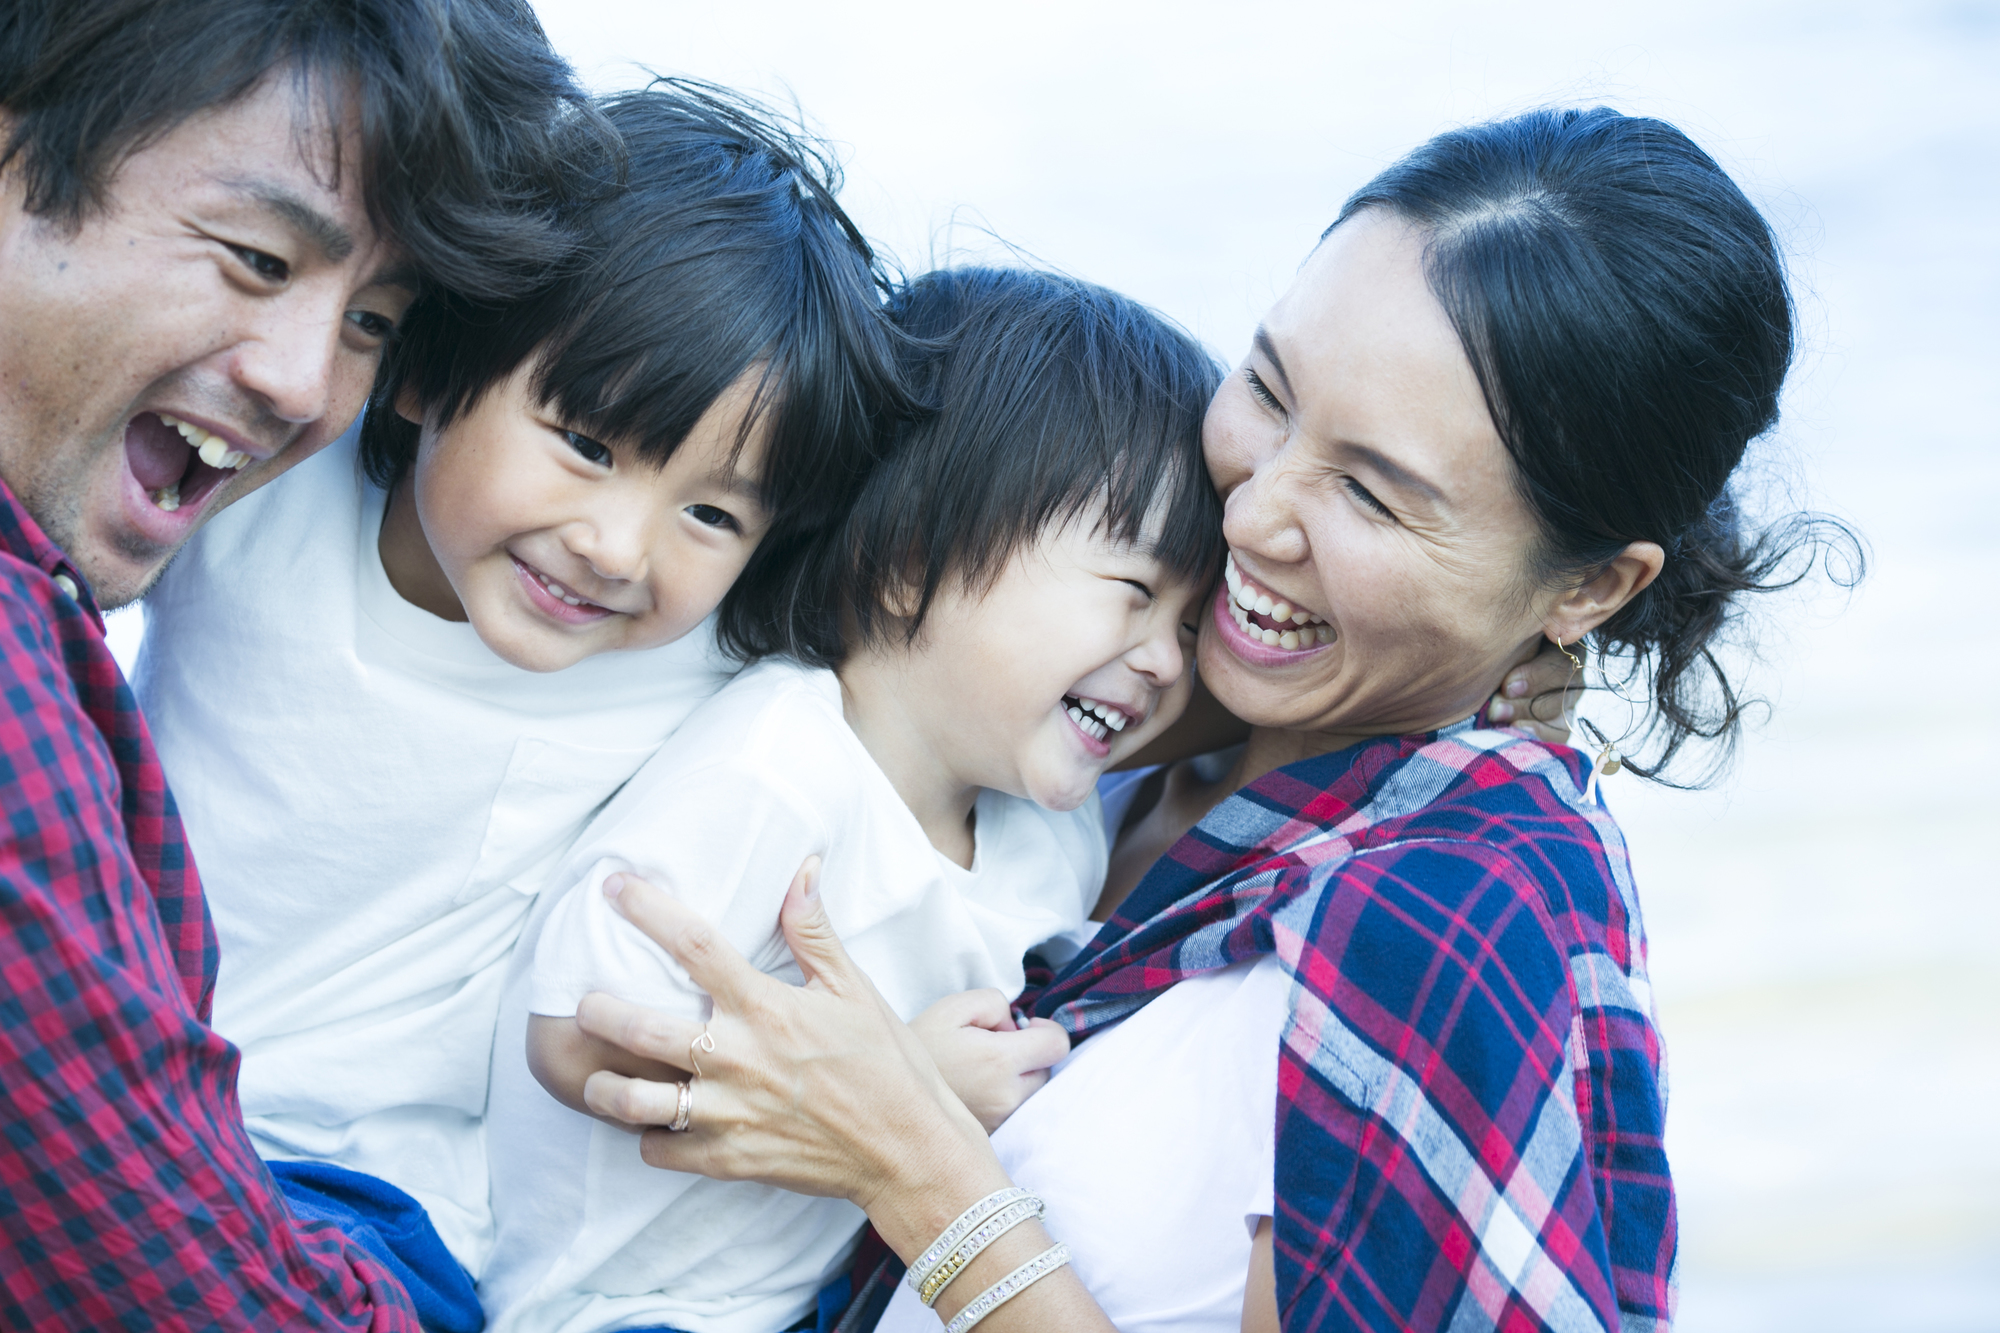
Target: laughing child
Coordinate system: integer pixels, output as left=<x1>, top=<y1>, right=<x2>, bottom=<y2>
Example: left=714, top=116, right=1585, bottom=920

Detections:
left=480, top=266, right=1226, bottom=1333
left=132, top=82, right=902, bottom=1310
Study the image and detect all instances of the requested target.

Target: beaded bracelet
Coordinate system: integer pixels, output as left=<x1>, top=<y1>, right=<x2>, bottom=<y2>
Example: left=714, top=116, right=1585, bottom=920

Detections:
left=905, top=1188, right=1033, bottom=1300
left=941, top=1242, right=1071, bottom=1333
left=917, top=1195, right=1044, bottom=1306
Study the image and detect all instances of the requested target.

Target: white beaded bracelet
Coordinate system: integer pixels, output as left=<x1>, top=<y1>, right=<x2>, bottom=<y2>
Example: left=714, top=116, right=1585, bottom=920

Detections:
left=941, top=1242, right=1071, bottom=1333
left=917, top=1195, right=1044, bottom=1306
left=905, top=1188, right=1033, bottom=1299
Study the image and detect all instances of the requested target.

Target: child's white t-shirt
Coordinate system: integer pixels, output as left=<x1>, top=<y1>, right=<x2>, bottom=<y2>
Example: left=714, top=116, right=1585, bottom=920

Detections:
left=480, top=656, right=1107, bottom=1333
left=132, top=425, right=738, bottom=1274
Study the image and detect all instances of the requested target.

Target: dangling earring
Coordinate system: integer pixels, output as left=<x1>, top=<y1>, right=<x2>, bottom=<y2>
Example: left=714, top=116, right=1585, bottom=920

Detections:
left=1578, top=717, right=1623, bottom=803
left=1551, top=636, right=1583, bottom=736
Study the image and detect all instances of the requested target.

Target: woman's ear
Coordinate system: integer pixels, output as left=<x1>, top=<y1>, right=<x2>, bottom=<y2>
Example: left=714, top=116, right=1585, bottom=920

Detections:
left=1543, top=540, right=1665, bottom=644
left=392, top=383, right=426, bottom=427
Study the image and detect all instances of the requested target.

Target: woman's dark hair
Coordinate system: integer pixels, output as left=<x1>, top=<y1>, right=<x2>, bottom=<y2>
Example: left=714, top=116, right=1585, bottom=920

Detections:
left=0, top=0, right=603, bottom=302
left=363, top=80, right=907, bottom=660
left=741, top=266, right=1225, bottom=667
left=1333, top=106, right=1862, bottom=782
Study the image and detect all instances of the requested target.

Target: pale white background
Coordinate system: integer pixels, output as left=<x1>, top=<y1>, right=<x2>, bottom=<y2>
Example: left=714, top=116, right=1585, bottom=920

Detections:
left=112, top=1, right=2000, bottom=1326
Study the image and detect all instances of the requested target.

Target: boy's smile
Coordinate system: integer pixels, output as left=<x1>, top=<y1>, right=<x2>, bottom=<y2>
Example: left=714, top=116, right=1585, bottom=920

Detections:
left=839, top=508, right=1211, bottom=862
left=378, top=360, right=772, bottom=672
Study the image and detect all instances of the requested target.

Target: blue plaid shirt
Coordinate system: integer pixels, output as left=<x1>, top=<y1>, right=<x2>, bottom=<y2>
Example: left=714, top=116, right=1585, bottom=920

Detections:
left=1031, top=723, right=1677, bottom=1332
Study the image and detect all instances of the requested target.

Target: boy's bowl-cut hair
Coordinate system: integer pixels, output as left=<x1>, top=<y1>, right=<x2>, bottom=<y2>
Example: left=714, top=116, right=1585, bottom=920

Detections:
left=362, top=79, right=908, bottom=658
left=0, top=0, right=602, bottom=303
left=752, top=266, right=1227, bottom=667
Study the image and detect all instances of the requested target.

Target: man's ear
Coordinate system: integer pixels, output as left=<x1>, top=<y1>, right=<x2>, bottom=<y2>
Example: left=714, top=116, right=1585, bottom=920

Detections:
left=392, top=383, right=425, bottom=427
left=1542, top=540, right=1665, bottom=645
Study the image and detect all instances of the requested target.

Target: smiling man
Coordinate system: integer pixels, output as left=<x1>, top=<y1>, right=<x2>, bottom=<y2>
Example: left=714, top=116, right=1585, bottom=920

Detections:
left=0, top=0, right=598, bottom=1326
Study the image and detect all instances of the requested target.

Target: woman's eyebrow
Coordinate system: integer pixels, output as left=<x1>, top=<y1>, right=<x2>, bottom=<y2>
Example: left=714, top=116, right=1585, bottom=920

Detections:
left=1338, top=441, right=1446, bottom=506
left=1251, top=325, right=1296, bottom=401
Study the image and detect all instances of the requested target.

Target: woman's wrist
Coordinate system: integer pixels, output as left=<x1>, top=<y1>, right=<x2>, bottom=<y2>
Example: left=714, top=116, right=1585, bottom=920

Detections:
left=855, top=1105, right=1019, bottom=1265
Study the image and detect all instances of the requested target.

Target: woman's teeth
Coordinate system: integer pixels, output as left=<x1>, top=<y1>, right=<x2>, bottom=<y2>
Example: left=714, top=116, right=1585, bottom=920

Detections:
left=159, top=414, right=251, bottom=470
left=1064, top=695, right=1131, bottom=742
left=1225, top=554, right=1333, bottom=650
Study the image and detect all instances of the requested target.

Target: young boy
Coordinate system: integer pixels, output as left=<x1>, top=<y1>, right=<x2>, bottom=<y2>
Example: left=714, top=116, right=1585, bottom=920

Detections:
left=132, top=82, right=904, bottom=1306
left=479, top=267, right=1227, bottom=1333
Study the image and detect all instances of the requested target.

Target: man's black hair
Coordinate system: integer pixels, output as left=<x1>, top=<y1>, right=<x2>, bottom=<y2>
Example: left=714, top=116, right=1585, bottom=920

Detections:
left=749, top=266, right=1226, bottom=667
left=363, top=80, right=908, bottom=660
left=0, top=0, right=603, bottom=301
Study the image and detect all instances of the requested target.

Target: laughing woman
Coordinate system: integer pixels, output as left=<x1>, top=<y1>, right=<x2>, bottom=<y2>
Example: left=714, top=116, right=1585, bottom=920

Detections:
left=573, top=107, right=1853, bottom=1333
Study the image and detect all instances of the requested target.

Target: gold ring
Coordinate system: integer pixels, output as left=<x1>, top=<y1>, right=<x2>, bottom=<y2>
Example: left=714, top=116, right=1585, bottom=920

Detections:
left=690, top=1026, right=716, bottom=1078
left=667, top=1079, right=693, bottom=1133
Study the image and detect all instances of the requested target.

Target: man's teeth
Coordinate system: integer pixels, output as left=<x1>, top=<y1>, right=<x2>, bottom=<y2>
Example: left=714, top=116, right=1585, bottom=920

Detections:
left=158, top=414, right=251, bottom=470
left=1224, top=553, right=1334, bottom=649
left=1065, top=696, right=1131, bottom=742
left=150, top=484, right=181, bottom=512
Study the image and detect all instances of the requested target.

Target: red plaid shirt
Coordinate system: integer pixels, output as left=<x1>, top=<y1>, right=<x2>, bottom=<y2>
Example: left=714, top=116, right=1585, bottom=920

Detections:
left=0, top=481, right=421, bottom=1330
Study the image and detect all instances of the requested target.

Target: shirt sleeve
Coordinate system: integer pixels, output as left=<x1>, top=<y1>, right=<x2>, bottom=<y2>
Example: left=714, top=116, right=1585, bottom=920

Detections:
left=1272, top=838, right=1666, bottom=1333
left=0, top=576, right=422, bottom=1331
left=530, top=756, right=829, bottom=1018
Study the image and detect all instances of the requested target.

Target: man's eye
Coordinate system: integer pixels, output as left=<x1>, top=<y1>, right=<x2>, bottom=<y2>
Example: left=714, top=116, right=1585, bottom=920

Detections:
left=564, top=431, right=612, bottom=466
left=686, top=503, right=741, bottom=533
left=229, top=245, right=290, bottom=283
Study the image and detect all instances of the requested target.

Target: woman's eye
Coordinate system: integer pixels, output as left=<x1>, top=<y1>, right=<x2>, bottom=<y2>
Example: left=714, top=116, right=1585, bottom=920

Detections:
left=229, top=245, right=290, bottom=283
left=1245, top=368, right=1284, bottom=413
left=564, top=431, right=612, bottom=466
left=686, top=503, right=741, bottom=533
left=345, top=310, right=397, bottom=342
left=1345, top=477, right=1394, bottom=518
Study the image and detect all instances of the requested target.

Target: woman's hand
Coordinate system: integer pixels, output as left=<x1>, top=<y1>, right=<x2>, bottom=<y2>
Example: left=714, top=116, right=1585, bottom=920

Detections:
left=570, top=860, right=1010, bottom=1230
left=1485, top=640, right=1583, bottom=742
left=910, top=990, right=1070, bottom=1133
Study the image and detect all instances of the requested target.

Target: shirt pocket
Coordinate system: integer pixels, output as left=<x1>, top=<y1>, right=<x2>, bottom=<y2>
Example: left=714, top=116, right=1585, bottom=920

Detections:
left=454, top=737, right=662, bottom=905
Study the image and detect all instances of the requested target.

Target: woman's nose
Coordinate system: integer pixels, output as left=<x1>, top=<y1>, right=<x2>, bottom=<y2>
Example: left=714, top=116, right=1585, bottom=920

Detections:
left=1222, top=446, right=1309, bottom=567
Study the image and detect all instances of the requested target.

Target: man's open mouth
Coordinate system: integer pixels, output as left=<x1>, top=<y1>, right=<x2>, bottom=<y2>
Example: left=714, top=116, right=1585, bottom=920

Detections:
left=124, top=412, right=250, bottom=513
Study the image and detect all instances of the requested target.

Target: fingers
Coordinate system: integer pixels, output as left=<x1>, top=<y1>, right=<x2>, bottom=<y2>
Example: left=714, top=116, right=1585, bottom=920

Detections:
left=583, top=1068, right=683, bottom=1128
left=776, top=856, right=865, bottom=995
left=574, top=991, right=702, bottom=1072
left=919, top=988, right=1016, bottom=1033
left=1005, top=1019, right=1071, bottom=1074
left=604, top=872, right=768, bottom=1013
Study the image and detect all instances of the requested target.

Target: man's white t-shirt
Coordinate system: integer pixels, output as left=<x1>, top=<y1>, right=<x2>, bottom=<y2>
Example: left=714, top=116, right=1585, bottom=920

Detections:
left=133, top=426, right=737, bottom=1273
left=876, top=954, right=1288, bottom=1333
left=481, top=657, right=1107, bottom=1333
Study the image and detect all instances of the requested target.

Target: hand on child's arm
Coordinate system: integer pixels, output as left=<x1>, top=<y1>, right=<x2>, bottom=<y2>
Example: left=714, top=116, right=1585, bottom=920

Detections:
left=527, top=1013, right=681, bottom=1127
left=910, top=990, right=1070, bottom=1133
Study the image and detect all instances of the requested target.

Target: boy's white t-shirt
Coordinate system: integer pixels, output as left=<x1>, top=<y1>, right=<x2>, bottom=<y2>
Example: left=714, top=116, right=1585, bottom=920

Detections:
left=481, top=656, right=1107, bottom=1333
left=874, top=955, right=1287, bottom=1333
left=133, top=426, right=738, bottom=1273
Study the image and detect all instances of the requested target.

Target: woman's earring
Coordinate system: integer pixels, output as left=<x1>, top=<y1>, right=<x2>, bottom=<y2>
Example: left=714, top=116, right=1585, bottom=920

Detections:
left=1577, top=717, right=1622, bottom=803
left=1550, top=636, right=1584, bottom=735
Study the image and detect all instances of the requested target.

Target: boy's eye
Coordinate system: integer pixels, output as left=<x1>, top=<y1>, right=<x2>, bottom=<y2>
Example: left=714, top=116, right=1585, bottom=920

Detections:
left=1121, top=579, right=1156, bottom=600
left=564, top=431, right=612, bottom=467
left=686, top=503, right=741, bottom=533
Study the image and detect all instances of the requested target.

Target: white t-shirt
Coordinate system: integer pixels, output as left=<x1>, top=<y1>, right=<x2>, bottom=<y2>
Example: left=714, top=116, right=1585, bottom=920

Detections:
left=133, top=426, right=738, bottom=1273
left=877, top=955, right=1289, bottom=1333
left=481, top=657, right=1107, bottom=1333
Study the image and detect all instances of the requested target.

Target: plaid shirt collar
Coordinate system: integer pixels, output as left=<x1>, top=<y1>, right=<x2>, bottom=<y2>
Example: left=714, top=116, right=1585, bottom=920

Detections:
left=0, top=477, right=105, bottom=627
